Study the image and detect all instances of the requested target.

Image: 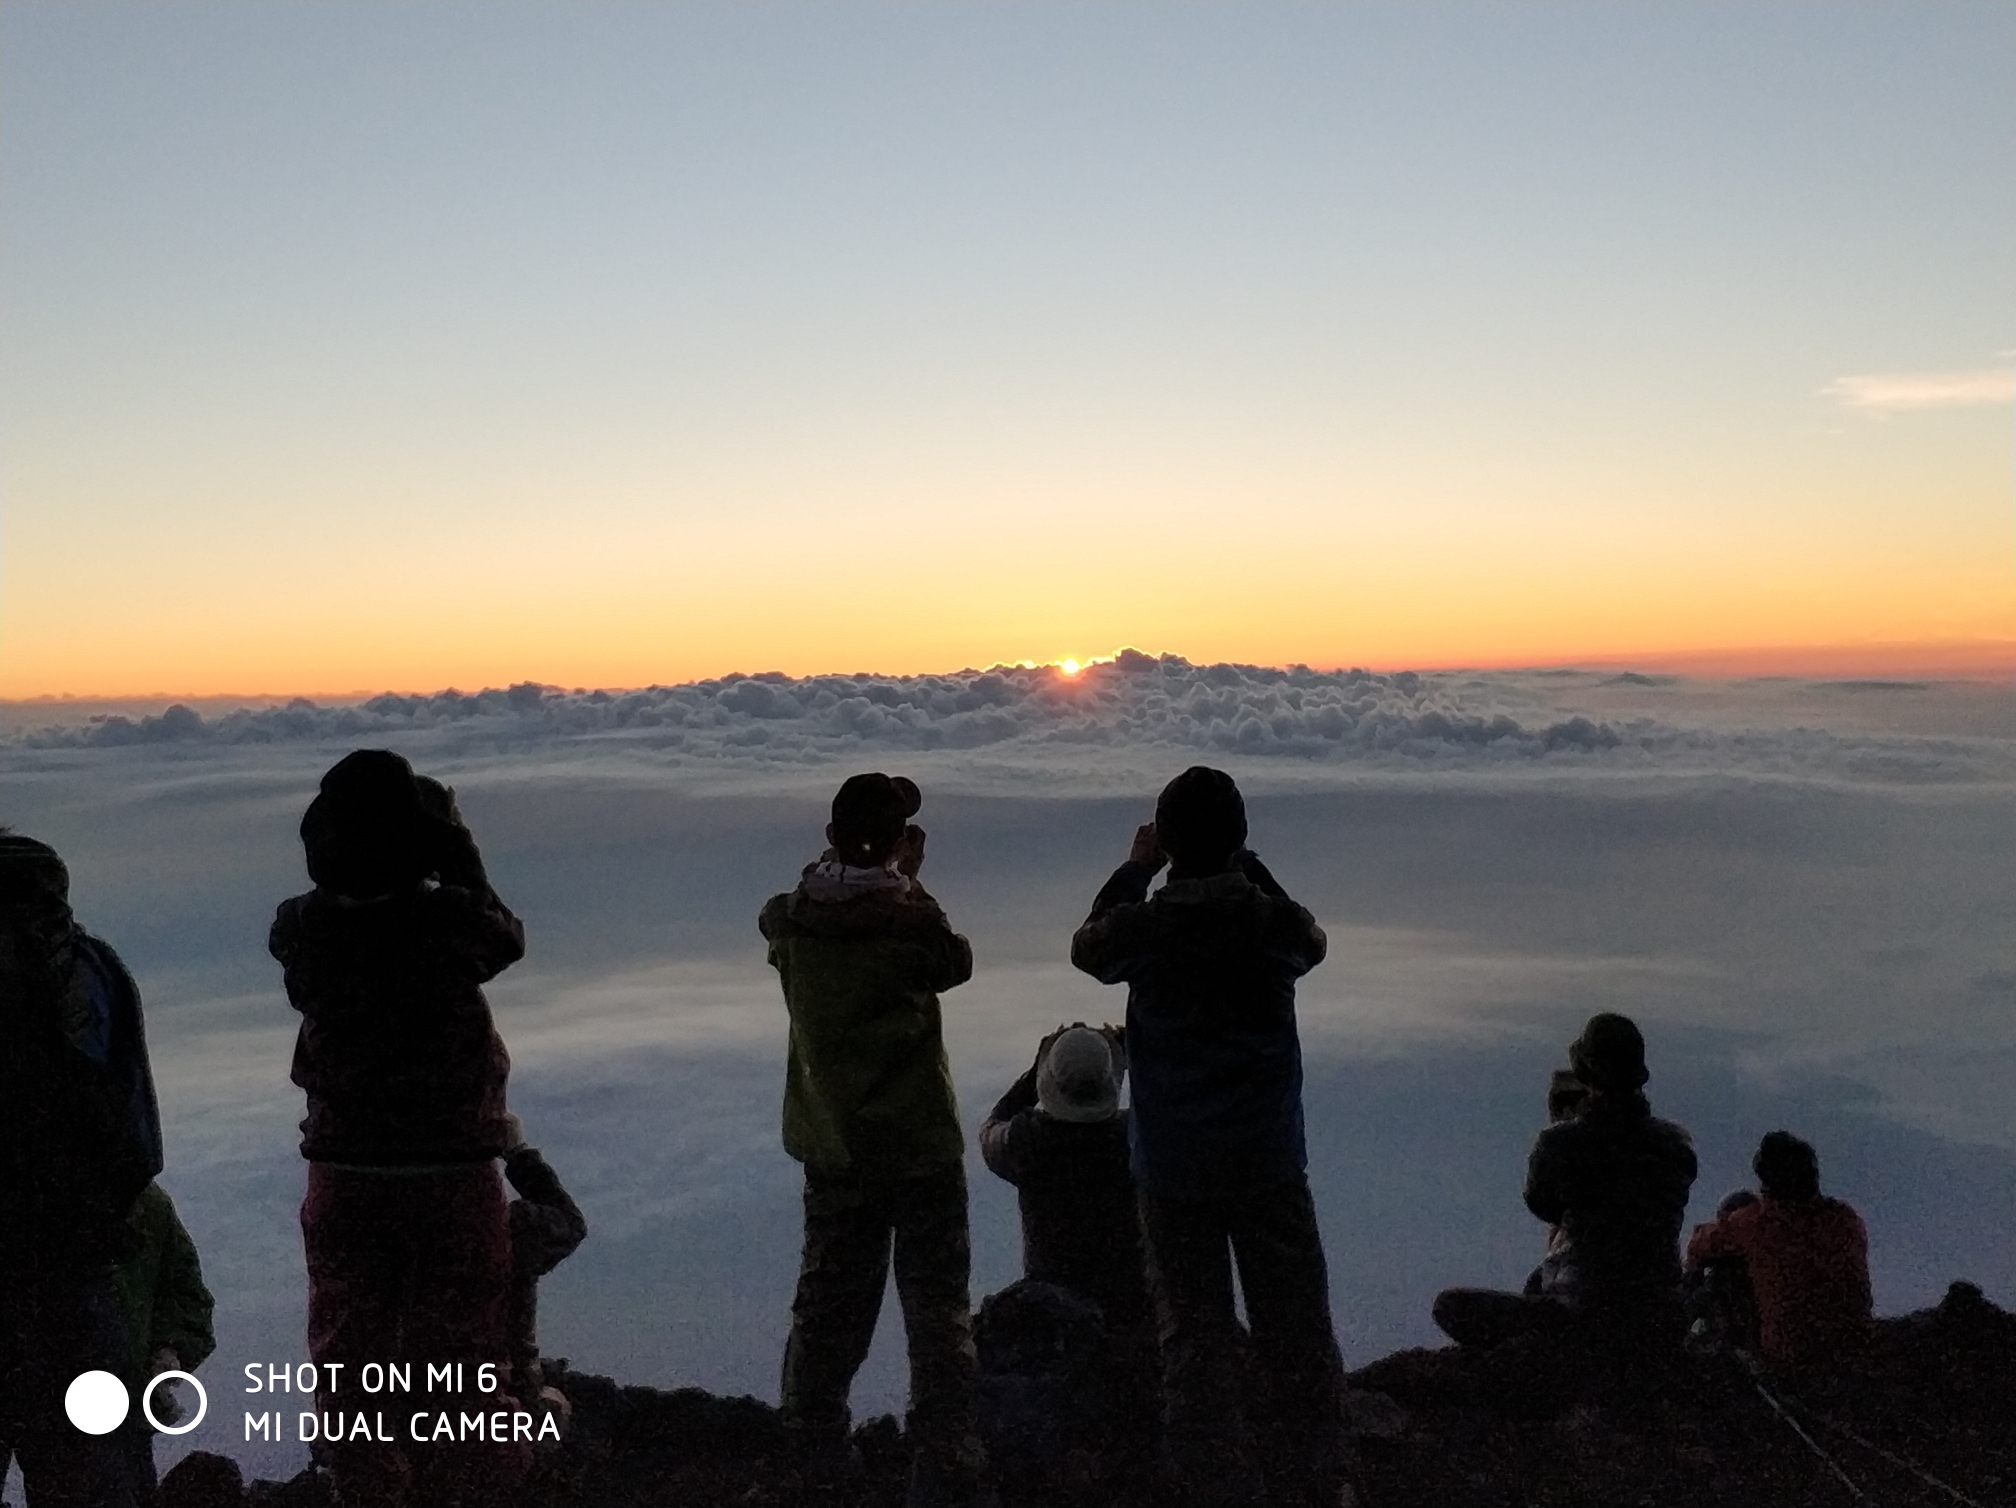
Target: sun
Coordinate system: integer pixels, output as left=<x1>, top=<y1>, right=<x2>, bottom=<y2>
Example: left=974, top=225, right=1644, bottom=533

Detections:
left=1058, top=658, right=1082, bottom=676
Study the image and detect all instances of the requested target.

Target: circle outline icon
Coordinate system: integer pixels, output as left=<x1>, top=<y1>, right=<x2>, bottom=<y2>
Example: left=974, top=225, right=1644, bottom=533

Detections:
left=64, top=1370, right=129, bottom=1435
left=141, top=1371, right=208, bottom=1435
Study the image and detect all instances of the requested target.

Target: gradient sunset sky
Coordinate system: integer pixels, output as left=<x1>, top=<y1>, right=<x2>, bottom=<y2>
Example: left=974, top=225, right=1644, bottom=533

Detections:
left=3, top=2, right=2011, bottom=699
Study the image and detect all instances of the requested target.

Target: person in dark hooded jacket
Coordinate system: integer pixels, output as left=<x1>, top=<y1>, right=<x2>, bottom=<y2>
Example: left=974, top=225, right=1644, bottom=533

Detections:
left=269, top=751, right=528, bottom=1508
left=1071, top=768, right=1352, bottom=1508
left=1434, top=1014, right=1697, bottom=1355
left=0, top=831, right=160, bottom=1508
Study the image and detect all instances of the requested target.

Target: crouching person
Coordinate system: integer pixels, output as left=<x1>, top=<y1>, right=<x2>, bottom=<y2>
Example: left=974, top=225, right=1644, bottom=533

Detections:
left=761, top=774, right=985, bottom=1507
left=271, top=751, right=530, bottom=1507
left=978, top=1025, right=1156, bottom=1473
left=1071, top=768, right=1354, bottom=1508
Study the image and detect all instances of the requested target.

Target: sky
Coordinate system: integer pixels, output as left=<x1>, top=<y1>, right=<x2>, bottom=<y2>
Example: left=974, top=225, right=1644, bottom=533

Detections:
left=1, top=664, right=2011, bottom=1478
left=3, top=1, right=2013, bottom=698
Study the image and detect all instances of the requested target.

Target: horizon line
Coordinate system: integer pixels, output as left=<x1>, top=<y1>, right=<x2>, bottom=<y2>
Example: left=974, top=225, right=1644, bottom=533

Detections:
left=6, top=637, right=2015, bottom=705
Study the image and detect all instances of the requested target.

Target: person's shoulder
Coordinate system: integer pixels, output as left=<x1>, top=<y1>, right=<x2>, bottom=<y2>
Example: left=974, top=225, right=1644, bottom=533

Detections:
left=1647, top=1112, right=1696, bottom=1149
left=73, top=929, right=135, bottom=981
left=1816, top=1195, right=1867, bottom=1230
left=761, top=884, right=945, bottom=940
left=758, top=889, right=797, bottom=938
left=1530, top=1117, right=1579, bottom=1157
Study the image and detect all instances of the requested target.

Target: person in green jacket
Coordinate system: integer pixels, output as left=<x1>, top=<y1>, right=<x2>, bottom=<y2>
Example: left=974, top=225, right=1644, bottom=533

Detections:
left=114, top=1181, right=216, bottom=1500
left=759, top=772, right=982, bottom=1508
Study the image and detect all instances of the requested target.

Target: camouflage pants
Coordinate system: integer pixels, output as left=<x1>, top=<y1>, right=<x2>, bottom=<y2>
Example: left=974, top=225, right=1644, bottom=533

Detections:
left=1139, top=1175, right=1351, bottom=1506
left=782, top=1164, right=979, bottom=1470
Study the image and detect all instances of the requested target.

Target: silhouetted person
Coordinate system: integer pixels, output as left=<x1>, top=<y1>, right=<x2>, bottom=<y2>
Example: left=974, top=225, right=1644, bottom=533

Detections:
left=1682, top=1188, right=1760, bottom=1351
left=0, top=830, right=160, bottom=1508
left=980, top=1024, right=1147, bottom=1331
left=499, top=1113, right=587, bottom=1414
left=270, top=751, right=529, bottom=1508
left=1686, top=1131, right=1870, bottom=1368
left=156, top=1451, right=243, bottom=1508
left=114, top=1180, right=216, bottom=1501
left=979, top=1024, right=1155, bottom=1468
left=1434, top=1014, right=1697, bottom=1359
left=760, top=773, right=983, bottom=1508
left=1521, top=1070, right=1591, bottom=1298
left=1071, top=767, right=1352, bottom=1508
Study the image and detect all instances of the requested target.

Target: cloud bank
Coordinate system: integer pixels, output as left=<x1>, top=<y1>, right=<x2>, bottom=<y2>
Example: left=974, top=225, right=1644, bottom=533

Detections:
left=8, top=653, right=2010, bottom=787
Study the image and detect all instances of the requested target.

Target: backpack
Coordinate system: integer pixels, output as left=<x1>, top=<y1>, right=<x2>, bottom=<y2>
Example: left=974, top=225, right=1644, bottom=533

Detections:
left=0, top=931, right=163, bottom=1276
left=974, top=1280, right=1113, bottom=1481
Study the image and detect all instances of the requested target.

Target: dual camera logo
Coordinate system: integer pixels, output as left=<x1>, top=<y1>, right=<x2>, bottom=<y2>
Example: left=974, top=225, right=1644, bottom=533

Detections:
left=64, top=1369, right=209, bottom=1436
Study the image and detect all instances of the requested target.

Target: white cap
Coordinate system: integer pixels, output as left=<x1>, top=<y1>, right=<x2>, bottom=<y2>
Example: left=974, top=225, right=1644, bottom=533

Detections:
left=1037, top=1027, right=1121, bottom=1123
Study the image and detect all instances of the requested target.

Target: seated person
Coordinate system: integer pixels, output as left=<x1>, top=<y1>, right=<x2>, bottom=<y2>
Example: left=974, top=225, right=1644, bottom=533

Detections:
left=1435, top=1013, right=1697, bottom=1353
left=1522, top=1070, right=1589, bottom=1298
left=1683, top=1189, right=1759, bottom=1349
left=500, top=1114, right=588, bottom=1415
left=1685, top=1131, right=1870, bottom=1367
left=979, top=1024, right=1146, bottom=1331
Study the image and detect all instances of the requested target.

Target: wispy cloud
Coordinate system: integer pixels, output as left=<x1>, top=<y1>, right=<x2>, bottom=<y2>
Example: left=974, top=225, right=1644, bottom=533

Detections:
left=1823, top=367, right=2016, bottom=411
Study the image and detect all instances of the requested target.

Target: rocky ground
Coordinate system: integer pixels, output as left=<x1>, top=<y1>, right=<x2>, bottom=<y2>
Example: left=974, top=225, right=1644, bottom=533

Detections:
left=162, top=1282, right=2013, bottom=1508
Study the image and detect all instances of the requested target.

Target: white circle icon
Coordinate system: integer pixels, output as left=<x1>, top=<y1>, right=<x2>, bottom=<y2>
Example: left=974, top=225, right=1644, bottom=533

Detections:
left=65, top=1371, right=129, bottom=1435
left=142, top=1370, right=208, bottom=1435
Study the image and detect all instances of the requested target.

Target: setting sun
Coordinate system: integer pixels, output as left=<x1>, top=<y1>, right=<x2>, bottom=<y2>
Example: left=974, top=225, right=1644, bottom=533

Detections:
left=1059, top=659, right=1082, bottom=676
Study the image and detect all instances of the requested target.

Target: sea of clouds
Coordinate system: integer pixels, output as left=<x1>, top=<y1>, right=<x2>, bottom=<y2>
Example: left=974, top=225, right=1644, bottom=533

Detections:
left=12, top=653, right=2013, bottom=788
left=2, top=657, right=2011, bottom=1479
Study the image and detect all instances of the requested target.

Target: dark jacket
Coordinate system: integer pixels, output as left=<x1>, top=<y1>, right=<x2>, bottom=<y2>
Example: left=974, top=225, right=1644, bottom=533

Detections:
left=980, top=1068, right=1147, bottom=1325
left=1525, top=1091, right=1697, bottom=1312
left=759, top=877, right=973, bottom=1175
left=0, top=930, right=163, bottom=1278
left=270, top=856, right=523, bottom=1166
left=1070, top=853, right=1325, bottom=1198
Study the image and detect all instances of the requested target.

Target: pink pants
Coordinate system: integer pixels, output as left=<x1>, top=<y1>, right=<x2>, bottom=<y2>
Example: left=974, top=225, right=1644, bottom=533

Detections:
left=302, top=1162, right=530, bottom=1507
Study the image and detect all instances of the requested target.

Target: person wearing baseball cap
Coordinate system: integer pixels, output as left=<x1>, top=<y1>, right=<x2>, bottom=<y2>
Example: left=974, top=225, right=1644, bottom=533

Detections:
left=760, top=772, right=984, bottom=1507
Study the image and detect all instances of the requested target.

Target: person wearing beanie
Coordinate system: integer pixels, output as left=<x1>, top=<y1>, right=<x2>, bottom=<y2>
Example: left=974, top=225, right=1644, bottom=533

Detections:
left=1070, top=768, right=1353, bottom=1508
left=1524, top=1015, right=1697, bottom=1341
left=0, top=829, right=162, bottom=1508
left=269, top=752, right=529, bottom=1507
left=759, top=773, right=984, bottom=1508
left=1686, top=1132, right=1871, bottom=1367
left=1435, top=1014, right=1695, bottom=1362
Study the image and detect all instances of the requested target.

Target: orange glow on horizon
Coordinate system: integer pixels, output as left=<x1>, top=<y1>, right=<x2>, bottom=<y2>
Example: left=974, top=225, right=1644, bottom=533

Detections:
left=4, top=636, right=2015, bottom=704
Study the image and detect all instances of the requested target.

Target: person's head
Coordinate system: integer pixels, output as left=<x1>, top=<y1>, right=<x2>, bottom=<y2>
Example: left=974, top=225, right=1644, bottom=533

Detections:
left=0, top=830, right=77, bottom=984
left=1154, top=766, right=1247, bottom=873
left=1568, top=1012, right=1649, bottom=1095
left=1037, top=1026, right=1122, bottom=1123
left=1717, top=1188, right=1760, bottom=1218
left=1754, top=1130, right=1821, bottom=1202
left=301, top=749, right=435, bottom=899
left=827, top=772, right=921, bottom=867
left=1546, top=1069, right=1590, bottom=1123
